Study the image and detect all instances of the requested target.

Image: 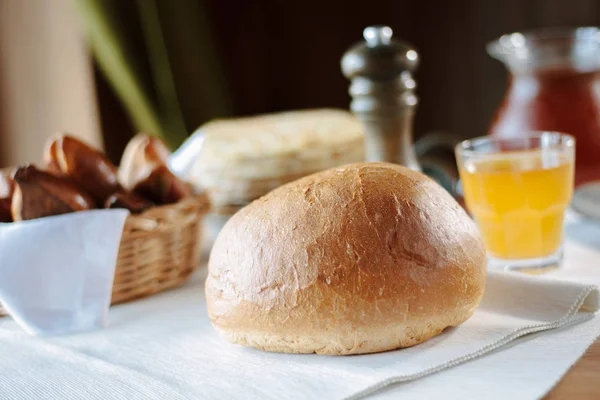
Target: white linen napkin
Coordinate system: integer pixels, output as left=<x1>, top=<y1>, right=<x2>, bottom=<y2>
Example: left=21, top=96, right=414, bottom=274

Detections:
left=0, top=209, right=129, bottom=335
left=0, top=267, right=594, bottom=400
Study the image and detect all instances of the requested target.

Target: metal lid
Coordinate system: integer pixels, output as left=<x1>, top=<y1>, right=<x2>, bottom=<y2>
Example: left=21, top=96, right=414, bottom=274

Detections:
left=341, top=26, right=419, bottom=81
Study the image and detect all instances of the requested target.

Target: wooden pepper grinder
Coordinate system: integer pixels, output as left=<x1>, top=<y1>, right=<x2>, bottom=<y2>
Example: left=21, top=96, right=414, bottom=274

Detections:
left=341, top=26, right=420, bottom=170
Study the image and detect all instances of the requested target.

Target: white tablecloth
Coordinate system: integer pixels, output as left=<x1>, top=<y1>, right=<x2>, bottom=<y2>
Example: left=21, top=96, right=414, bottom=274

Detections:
left=1, top=216, right=599, bottom=400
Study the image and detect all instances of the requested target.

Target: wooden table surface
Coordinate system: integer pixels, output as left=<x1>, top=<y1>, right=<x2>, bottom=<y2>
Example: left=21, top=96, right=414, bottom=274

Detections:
left=545, top=338, right=600, bottom=399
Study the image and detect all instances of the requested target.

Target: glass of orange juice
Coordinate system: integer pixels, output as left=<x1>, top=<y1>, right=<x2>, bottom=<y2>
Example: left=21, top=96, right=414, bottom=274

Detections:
left=455, top=132, right=575, bottom=272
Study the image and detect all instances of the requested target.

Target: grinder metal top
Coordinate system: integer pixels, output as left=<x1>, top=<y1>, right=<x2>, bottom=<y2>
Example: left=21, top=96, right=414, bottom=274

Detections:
left=341, top=26, right=421, bottom=169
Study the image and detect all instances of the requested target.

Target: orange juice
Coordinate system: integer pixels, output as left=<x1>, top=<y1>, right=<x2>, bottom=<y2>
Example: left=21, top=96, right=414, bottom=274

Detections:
left=459, top=151, right=574, bottom=259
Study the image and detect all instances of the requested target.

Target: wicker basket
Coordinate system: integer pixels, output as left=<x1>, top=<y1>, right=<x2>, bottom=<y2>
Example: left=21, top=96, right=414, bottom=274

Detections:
left=110, top=194, right=209, bottom=304
left=0, top=195, right=210, bottom=316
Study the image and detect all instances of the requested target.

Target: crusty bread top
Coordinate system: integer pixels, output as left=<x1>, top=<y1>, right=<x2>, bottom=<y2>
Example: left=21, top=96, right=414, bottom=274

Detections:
left=0, top=168, right=13, bottom=199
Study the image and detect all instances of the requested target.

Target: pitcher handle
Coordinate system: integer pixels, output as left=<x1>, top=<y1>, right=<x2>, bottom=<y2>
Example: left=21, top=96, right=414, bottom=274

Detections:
left=414, top=131, right=462, bottom=198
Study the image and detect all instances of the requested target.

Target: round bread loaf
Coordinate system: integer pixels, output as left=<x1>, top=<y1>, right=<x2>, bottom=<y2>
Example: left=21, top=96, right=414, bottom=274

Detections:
left=205, top=162, right=486, bottom=355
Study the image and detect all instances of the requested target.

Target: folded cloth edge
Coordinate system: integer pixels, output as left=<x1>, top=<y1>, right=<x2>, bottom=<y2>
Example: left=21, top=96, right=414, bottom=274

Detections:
left=344, top=280, right=598, bottom=400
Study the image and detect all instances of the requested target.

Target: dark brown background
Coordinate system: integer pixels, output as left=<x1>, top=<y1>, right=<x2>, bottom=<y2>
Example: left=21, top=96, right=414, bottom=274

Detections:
left=97, top=0, right=600, bottom=162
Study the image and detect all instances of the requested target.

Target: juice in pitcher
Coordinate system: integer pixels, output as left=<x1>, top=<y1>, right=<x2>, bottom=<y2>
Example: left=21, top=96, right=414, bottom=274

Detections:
left=456, top=133, right=575, bottom=271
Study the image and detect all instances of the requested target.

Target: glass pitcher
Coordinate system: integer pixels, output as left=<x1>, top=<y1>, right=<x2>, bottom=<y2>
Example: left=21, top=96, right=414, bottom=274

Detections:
left=488, top=27, right=600, bottom=186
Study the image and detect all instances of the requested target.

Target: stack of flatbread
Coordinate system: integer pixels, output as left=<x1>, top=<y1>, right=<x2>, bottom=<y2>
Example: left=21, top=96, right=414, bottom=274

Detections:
left=186, top=109, right=365, bottom=214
